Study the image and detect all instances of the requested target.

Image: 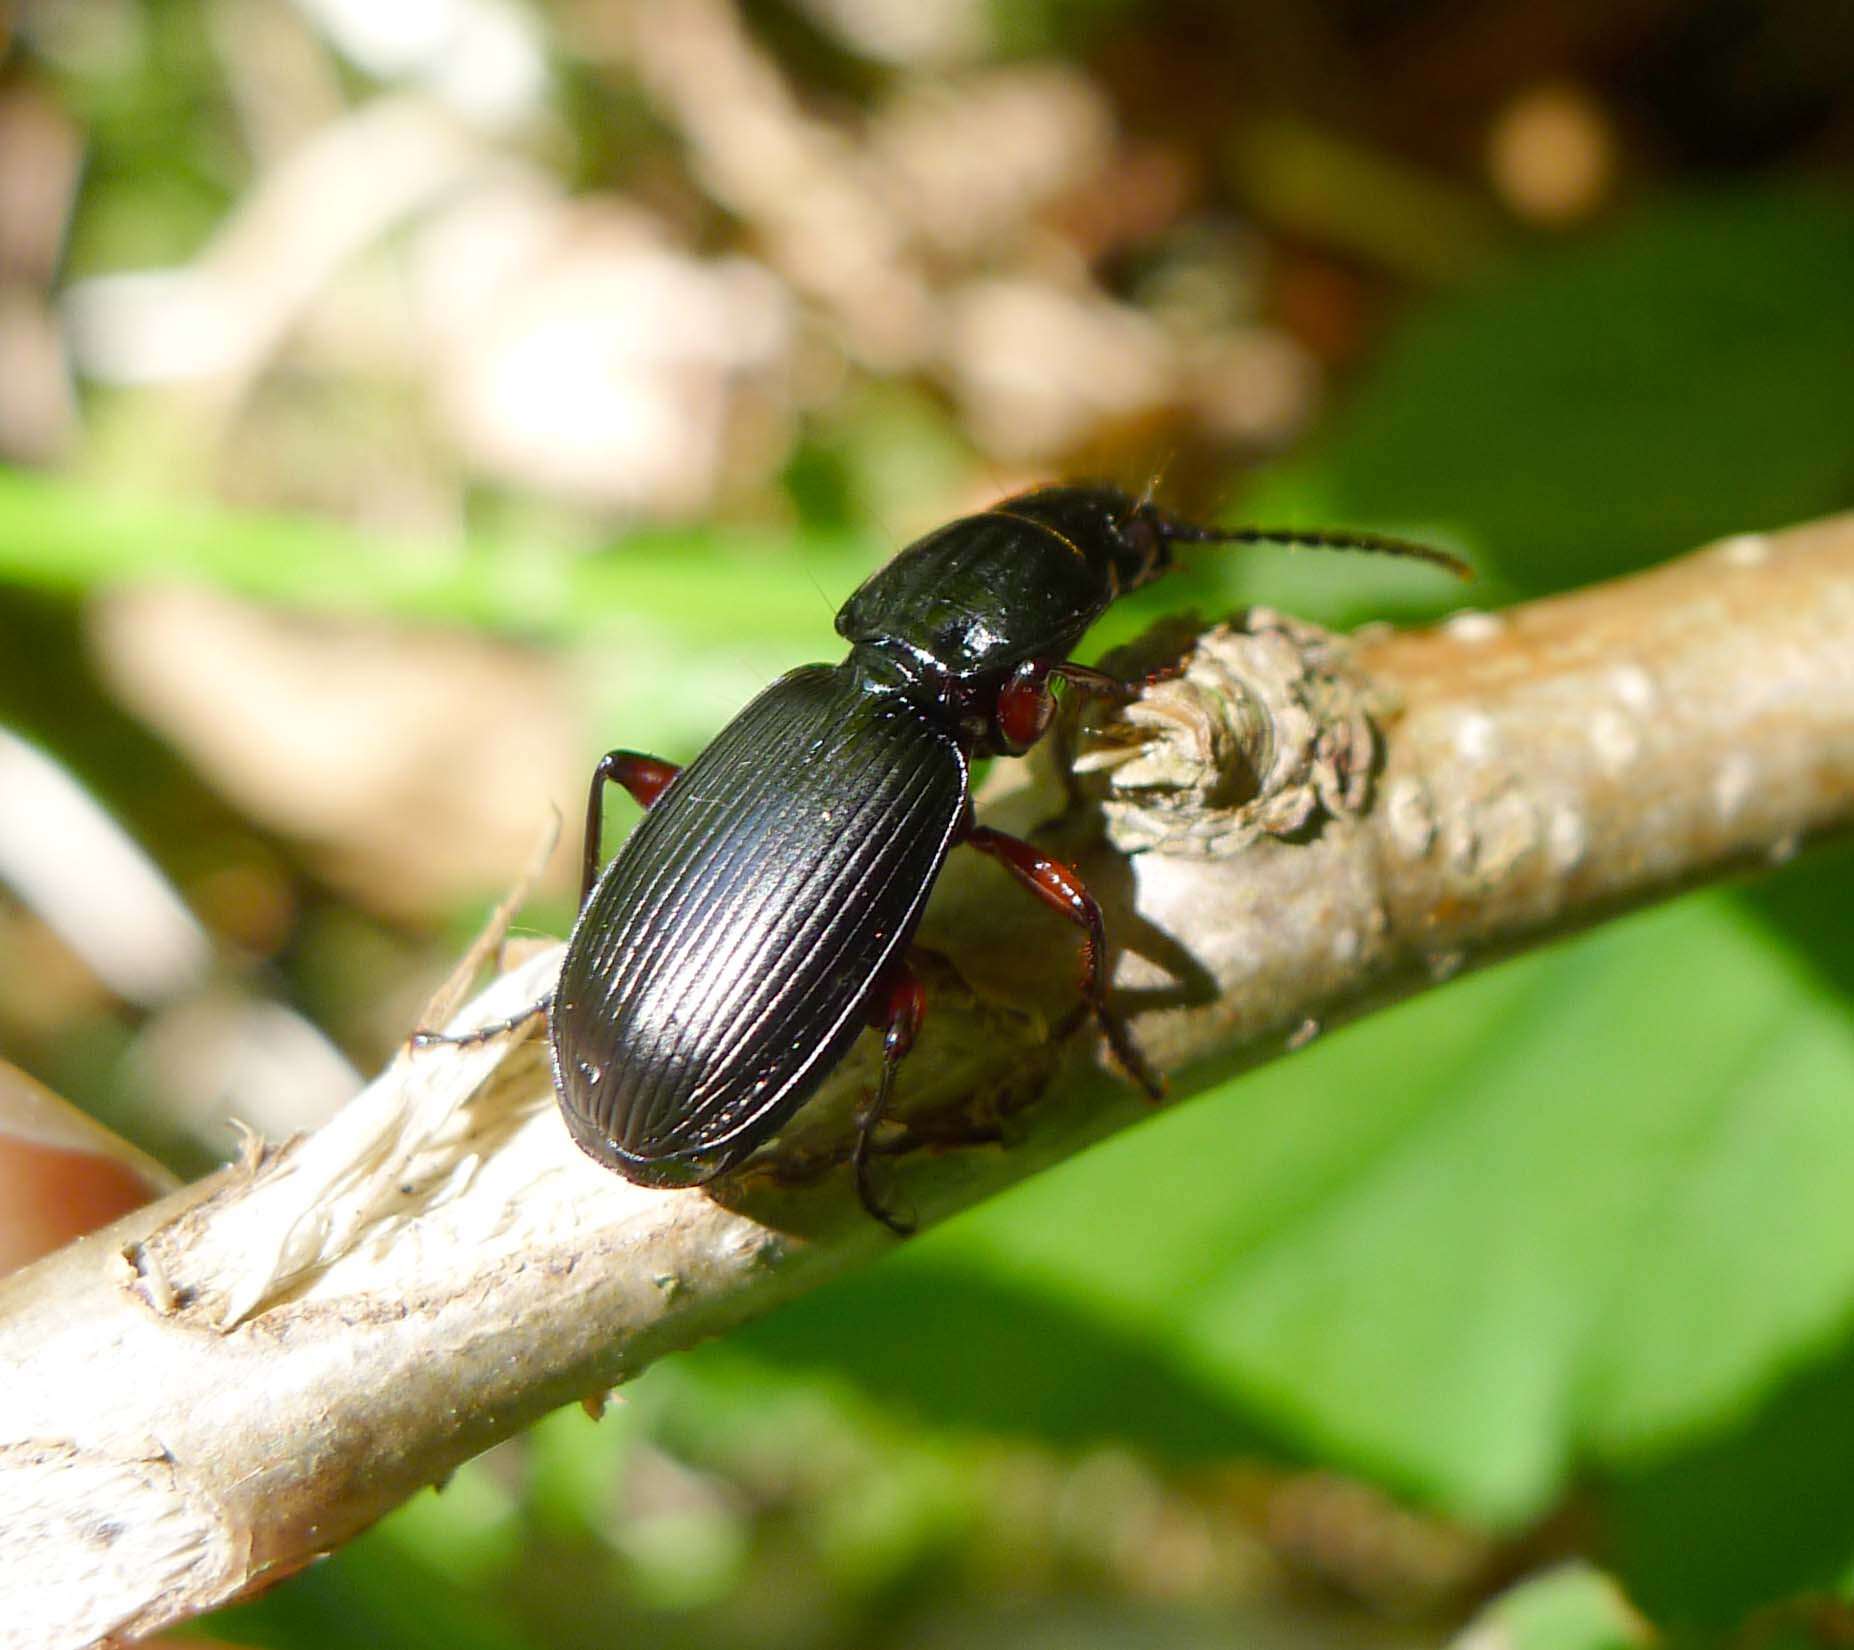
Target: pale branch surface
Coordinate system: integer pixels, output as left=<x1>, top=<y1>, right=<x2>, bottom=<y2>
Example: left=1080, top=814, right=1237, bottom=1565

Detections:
left=4, top=514, right=1853, bottom=1648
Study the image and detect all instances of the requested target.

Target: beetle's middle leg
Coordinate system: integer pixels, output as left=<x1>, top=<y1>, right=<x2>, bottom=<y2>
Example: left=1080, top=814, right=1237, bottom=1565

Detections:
left=962, top=823, right=1164, bottom=1101
left=582, top=750, right=681, bottom=904
left=853, top=962, right=927, bottom=1236
left=415, top=751, right=679, bottom=1051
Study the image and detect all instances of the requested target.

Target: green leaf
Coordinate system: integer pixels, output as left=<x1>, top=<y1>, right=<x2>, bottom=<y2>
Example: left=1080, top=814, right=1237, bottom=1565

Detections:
left=1240, top=189, right=1854, bottom=597
left=1606, top=1334, right=1854, bottom=1626
left=1447, top=1565, right=1652, bottom=1650
left=747, top=862, right=1854, bottom=1529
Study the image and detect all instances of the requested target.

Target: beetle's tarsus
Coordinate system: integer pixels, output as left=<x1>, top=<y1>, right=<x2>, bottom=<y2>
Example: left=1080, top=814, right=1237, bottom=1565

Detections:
left=1099, top=1008, right=1166, bottom=1102
left=845, top=964, right=926, bottom=1235
left=852, top=1113, right=916, bottom=1236
left=1052, top=997, right=1165, bottom=1103
left=409, top=998, right=550, bottom=1051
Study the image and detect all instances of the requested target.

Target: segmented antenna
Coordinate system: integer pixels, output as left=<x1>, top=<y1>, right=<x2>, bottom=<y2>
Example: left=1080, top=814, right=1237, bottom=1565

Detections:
left=1174, top=520, right=1471, bottom=579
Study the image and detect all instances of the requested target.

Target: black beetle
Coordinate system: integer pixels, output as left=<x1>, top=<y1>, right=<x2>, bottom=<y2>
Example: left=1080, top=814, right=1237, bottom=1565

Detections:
left=425, top=485, right=1464, bottom=1231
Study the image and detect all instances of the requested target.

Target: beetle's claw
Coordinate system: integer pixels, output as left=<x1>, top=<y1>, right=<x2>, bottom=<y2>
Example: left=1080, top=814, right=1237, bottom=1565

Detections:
left=852, top=1108, right=916, bottom=1236
left=1093, top=1001, right=1164, bottom=1102
left=1105, top=1019, right=1167, bottom=1104
left=1047, top=997, right=1164, bottom=1103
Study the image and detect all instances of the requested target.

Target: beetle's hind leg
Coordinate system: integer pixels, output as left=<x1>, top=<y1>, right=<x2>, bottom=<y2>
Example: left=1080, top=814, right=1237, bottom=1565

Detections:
left=582, top=751, right=682, bottom=904
left=853, top=964, right=927, bottom=1236
left=413, top=749, right=679, bottom=1054
left=409, top=996, right=551, bottom=1051
left=963, top=825, right=1164, bottom=1102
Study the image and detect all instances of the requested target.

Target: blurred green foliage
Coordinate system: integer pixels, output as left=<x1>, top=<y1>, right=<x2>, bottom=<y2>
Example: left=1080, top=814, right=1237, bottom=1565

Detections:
left=1246, top=188, right=1854, bottom=597
left=59, top=177, right=1837, bottom=1649
left=1446, top=1566, right=1653, bottom=1650
left=3, top=1, right=1853, bottom=1644
left=0, top=464, right=866, bottom=648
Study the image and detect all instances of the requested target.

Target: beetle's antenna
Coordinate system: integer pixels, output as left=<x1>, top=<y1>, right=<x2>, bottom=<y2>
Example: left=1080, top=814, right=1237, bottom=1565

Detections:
left=1173, top=521, right=1471, bottom=579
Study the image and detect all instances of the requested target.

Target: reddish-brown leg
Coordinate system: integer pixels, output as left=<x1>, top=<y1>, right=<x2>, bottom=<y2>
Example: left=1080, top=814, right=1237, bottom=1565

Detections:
left=583, top=751, right=681, bottom=905
left=855, top=962, right=928, bottom=1235
left=1048, top=661, right=1137, bottom=701
left=1036, top=657, right=1192, bottom=829
left=1032, top=663, right=1111, bottom=815
left=416, top=751, right=679, bottom=1054
left=964, top=824, right=1163, bottom=1100
left=1039, top=662, right=1162, bottom=820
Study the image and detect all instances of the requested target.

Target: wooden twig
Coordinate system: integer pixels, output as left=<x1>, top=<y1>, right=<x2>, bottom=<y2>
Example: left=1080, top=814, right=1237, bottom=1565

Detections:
left=4, top=514, right=1853, bottom=1648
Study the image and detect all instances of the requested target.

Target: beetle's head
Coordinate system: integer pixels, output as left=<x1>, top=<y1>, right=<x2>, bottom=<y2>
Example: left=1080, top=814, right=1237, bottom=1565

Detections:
left=1110, top=497, right=1187, bottom=593
left=988, top=485, right=1181, bottom=597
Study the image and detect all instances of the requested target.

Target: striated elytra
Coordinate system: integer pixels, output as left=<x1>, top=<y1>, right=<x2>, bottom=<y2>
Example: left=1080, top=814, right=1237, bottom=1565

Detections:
left=423, top=485, right=1464, bottom=1232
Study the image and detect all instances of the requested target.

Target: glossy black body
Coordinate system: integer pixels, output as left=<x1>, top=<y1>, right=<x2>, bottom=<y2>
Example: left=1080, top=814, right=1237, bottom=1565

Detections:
left=547, top=484, right=1463, bottom=1194
left=550, top=485, right=1181, bottom=1186
left=551, top=664, right=965, bottom=1181
left=836, top=487, right=1166, bottom=690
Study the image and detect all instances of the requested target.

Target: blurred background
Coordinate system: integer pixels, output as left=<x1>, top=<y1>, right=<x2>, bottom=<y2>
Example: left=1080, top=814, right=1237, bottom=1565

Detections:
left=0, top=0, right=1851, bottom=1645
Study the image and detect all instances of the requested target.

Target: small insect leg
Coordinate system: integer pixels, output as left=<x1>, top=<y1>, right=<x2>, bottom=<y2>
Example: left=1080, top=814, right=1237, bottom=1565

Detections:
left=963, top=824, right=1163, bottom=1101
left=854, top=963, right=927, bottom=1235
left=1040, top=662, right=1181, bottom=822
left=582, top=751, right=681, bottom=905
left=1048, top=662, right=1137, bottom=701
left=409, top=996, right=551, bottom=1051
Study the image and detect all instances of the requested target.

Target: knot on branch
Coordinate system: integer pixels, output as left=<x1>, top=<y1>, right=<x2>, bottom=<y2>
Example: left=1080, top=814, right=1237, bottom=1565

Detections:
left=1076, top=609, right=1376, bottom=859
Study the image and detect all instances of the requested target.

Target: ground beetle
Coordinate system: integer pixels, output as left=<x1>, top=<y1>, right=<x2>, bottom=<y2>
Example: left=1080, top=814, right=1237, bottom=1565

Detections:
left=425, top=485, right=1464, bottom=1232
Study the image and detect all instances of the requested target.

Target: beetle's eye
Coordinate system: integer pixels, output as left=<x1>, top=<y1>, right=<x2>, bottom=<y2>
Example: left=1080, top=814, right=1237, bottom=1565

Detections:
left=1121, top=512, right=1165, bottom=578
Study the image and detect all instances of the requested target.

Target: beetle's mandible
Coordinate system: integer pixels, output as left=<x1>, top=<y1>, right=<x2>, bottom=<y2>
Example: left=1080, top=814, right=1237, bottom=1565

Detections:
left=420, top=485, right=1465, bottom=1232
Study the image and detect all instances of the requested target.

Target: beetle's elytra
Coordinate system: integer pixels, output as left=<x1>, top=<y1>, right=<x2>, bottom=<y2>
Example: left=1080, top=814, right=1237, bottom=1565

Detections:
left=424, top=485, right=1464, bottom=1232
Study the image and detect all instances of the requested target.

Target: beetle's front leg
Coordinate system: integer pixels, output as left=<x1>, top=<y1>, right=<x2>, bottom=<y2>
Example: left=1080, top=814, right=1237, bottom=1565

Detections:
left=1048, top=661, right=1143, bottom=701
left=1040, top=659, right=1194, bottom=820
left=963, top=823, right=1164, bottom=1102
left=853, top=962, right=927, bottom=1236
left=582, top=750, right=681, bottom=905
